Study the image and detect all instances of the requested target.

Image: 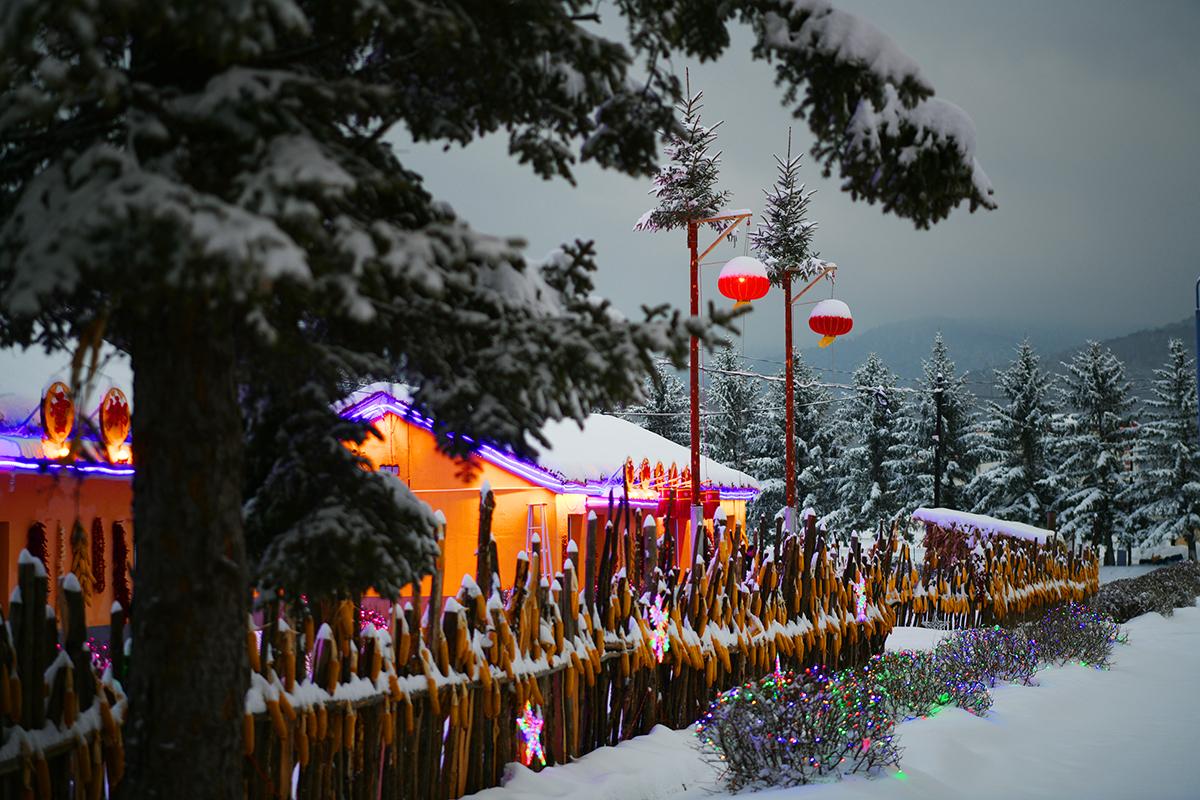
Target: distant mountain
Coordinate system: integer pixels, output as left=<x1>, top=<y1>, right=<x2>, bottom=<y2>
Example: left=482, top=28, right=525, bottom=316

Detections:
left=795, top=316, right=1195, bottom=397
left=798, top=316, right=1086, bottom=386
left=1038, top=317, right=1194, bottom=394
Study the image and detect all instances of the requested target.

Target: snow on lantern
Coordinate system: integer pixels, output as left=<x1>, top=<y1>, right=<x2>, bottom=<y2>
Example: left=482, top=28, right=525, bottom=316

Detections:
left=717, top=255, right=770, bottom=309
left=808, top=298, right=853, bottom=348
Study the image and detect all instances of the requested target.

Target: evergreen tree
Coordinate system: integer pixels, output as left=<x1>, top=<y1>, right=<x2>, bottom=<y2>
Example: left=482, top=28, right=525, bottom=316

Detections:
left=749, top=134, right=819, bottom=286
left=635, top=85, right=731, bottom=232
left=747, top=353, right=838, bottom=528
left=0, top=2, right=994, bottom=793
left=1055, top=343, right=1137, bottom=564
left=1122, top=339, right=1200, bottom=559
left=968, top=341, right=1059, bottom=527
left=832, top=354, right=906, bottom=535
left=890, top=334, right=978, bottom=517
left=707, top=347, right=760, bottom=472
left=627, top=361, right=689, bottom=447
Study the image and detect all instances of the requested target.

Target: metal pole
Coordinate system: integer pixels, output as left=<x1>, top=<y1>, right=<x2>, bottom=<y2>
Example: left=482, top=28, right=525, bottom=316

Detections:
left=688, top=221, right=703, bottom=562
left=933, top=373, right=944, bottom=508
left=784, top=270, right=796, bottom=534
left=1195, top=277, right=1200, bottom=439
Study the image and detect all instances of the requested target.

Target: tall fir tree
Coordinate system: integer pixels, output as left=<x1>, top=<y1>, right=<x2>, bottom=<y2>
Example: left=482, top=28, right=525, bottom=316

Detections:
left=968, top=341, right=1059, bottom=527
left=627, top=361, right=690, bottom=447
left=890, top=334, right=978, bottom=517
left=1055, top=342, right=1137, bottom=564
left=749, top=133, right=819, bottom=285
left=1121, top=339, right=1200, bottom=559
left=635, top=83, right=730, bottom=233
left=746, top=353, right=838, bottom=529
left=706, top=346, right=760, bottom=472
left=0, top=2, right=994, bottom=793
left=832, top=354, right=906, bottom=536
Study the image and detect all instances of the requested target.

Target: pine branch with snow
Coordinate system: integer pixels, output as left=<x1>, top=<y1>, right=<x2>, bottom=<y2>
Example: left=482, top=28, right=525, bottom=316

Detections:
left=749, top=135, right=819, bottom=285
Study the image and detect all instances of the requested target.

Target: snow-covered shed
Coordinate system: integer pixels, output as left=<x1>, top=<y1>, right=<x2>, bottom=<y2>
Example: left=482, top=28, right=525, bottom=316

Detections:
left=339, top=383, right=760, bottom=589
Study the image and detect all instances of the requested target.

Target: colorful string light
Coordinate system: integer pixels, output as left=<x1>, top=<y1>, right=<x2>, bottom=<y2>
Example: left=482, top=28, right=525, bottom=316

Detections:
left=649, top=593, right=670, bottom=664
left=517, top=702, right=546, bottom=767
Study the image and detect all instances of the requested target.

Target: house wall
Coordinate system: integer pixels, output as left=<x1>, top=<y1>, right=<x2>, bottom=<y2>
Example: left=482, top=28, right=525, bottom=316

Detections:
left=355, top=412, right=565, bottom=591
left=0, top=470, right=133, bottom=629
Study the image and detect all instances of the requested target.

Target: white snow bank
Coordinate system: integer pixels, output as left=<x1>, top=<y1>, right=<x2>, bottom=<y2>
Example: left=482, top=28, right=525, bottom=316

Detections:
left=474, top=606, right=1200, bottom=800
left=885, top=626, right=948, bottom=652
left=912, top=507, right=1053, bottom=543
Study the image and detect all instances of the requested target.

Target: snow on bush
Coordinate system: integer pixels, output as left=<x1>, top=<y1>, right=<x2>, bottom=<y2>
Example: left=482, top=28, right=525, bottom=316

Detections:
left=1022, top=602, right=1125, bottom=669
left=1091, top=562, right=1200, bottom=623
left=932, top=626, right=1039, bottom=688
left=840, top=650, right=992, bottom=721
left=696, top=665, right=900, bottom=790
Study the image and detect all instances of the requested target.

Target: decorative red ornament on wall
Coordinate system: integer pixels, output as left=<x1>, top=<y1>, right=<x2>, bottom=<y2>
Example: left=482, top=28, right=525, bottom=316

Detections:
left=99, top=388, right=132, bottom=463
left=717, top=256, right=770, bottom=308
left=808, top=298, right=853, bottom=348
left=40, top=381, right=74, bottom=457
left=91, top=517, right=107, bottom=594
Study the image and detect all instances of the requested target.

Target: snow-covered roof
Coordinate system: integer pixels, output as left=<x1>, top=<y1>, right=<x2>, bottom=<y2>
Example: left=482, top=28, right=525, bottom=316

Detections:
left=536, top=414, right=758, bottom=489
left=912, top=507, right=1053, bottom=543
left=339, top=382, right=759, bottom=495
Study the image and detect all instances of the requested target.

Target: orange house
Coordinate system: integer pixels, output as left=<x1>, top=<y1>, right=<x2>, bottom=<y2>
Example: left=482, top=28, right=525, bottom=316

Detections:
left=0, top=382, right=759, bottom=627
left=339, top=384, right=760, bottom=591
left=1, top=422, right=134, bottom=632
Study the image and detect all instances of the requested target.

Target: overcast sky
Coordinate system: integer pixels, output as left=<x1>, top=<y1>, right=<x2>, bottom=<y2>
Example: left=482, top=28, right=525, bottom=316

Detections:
left=2, top=0, right=1198, bottom=406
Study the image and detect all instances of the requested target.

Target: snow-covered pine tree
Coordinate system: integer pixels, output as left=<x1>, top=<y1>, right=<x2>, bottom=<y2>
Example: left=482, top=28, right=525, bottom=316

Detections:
left=749, top=132, right=819, bottom=286
left=1121, top=339, right=1200, bottom=559
left=890, top=334, right=978, bottom=517
left=968, top=341, right=1059, bottom=527
left=627, top=361, right=690, bottom=447
left=635, top=84, right=731, bottom=233
left=832, top=354, right=906, bottom=536
left=707, top=347, right=760, bottom=472
left=0, top=2, right=995, bottom=793
left=746, top=353, right=838, bottom=530
left=1054, top=343, right=1137, bottom=564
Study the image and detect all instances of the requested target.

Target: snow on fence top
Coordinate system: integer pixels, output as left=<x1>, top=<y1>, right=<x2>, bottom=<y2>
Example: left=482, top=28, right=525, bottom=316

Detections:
left=912, top=507, right=1053, bottom=543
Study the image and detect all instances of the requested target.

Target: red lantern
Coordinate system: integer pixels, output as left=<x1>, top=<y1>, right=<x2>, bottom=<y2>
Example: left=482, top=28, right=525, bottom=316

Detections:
left=717, top=256, right=770, bottom=309
left=808, top=298, right=852, bottom=348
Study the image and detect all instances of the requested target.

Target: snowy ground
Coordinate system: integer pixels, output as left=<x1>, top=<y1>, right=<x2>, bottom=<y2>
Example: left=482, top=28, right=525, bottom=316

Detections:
left=476, top=605, right=1200, bottom=800
left=1099, top=564, right=1168, bottom=584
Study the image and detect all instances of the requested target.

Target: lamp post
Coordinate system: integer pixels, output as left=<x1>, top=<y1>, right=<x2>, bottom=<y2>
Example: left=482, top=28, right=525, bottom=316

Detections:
left=685, top=211, right=753, bottom=557
left=781, top=262, right=840, bottom=534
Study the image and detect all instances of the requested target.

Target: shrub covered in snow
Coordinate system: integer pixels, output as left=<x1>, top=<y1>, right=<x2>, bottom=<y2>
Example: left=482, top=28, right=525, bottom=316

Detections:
left=932, top=626, right=1039, bottom=688
left=696, top=666, right=900, bottom=791
left=1091, top=562, right=1200, bottom=623
left=1023, top=602, right=1125, bottom=668
left=841, top=650, right=992, bottom=721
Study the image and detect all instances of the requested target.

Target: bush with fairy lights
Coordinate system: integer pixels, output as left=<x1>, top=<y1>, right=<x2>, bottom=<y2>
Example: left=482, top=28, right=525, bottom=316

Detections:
left=1022, top=601, right=1126, bottom=668
left=840, top=650, right=993, bottom=721
left=695, top=664, right=901, bottom=790
left=932, top=625, right=1040, bottom=688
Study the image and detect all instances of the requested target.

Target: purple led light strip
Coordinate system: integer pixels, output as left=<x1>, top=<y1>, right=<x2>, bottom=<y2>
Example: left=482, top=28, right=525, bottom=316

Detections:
left=339, top=391, right=759, bottom=502
left=0, top=457, right=134, bottom=478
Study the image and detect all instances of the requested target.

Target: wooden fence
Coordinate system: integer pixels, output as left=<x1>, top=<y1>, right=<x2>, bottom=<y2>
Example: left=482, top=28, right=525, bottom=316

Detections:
left=0, top=495, right=1098, bottom=798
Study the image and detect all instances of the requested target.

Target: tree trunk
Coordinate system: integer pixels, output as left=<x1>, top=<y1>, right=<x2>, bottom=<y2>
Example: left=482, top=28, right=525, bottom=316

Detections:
left=1102, top=528, right=1115, bottom=567
left=1188, top=533, right=1196, bottom=562
left=119, top=299, right=248, bottom=799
